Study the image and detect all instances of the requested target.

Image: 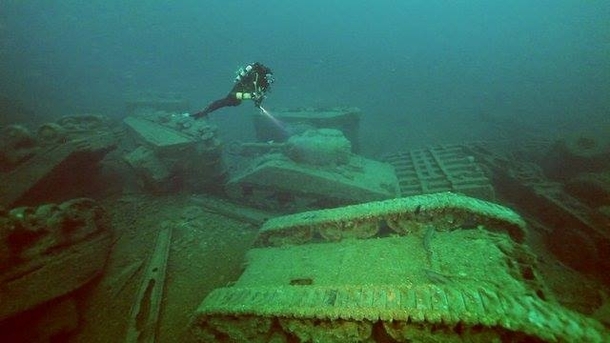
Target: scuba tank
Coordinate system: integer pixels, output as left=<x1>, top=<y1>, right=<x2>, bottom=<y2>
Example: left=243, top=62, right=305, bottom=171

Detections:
left=234, top=64, right=253, bottom=82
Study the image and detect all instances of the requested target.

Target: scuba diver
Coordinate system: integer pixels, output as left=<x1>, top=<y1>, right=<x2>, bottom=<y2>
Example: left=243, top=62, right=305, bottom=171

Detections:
left=191, top=62, right=274, bottom=119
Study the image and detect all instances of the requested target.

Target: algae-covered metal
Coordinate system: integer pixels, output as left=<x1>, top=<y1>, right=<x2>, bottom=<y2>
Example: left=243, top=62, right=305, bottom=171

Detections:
left=0, top=116, right=117, bottom=207
left=383, top=144, right=495, bottom=200
left=195, top=283, right=606, bottom=342
left=191, top=193, right=608, bottom=342
left=255, top=192, right=526, bottom=246
left=122, top=112, right=226, bottom=193
left=226, top=129, right=399, bottom=212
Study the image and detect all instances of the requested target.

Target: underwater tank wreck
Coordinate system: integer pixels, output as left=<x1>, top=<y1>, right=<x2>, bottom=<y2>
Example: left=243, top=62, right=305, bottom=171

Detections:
left=1, top=103, right=609, bottom=342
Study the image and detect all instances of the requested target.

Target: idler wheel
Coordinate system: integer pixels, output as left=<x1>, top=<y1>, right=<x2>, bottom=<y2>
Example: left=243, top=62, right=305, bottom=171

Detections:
left=265, top=227, right=314, bottom=247
left=386, top=217, right=425, bottom=235
left=319, top=220, right=380, bottom=241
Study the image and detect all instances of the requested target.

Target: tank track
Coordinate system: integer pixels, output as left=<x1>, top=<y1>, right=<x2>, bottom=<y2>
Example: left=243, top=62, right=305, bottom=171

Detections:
left=255, top=192, right=526, bottom=247
left=193, top=284, right=608, bottom=342
left=192, top=194, right=606, bottom=341
left=465, top=143, right=610, bottom=276
left=383, top=144, right=495, bottom=200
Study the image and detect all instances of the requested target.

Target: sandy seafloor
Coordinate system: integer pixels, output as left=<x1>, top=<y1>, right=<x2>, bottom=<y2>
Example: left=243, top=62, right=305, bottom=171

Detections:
left=68, top=193, right=258, bottom=342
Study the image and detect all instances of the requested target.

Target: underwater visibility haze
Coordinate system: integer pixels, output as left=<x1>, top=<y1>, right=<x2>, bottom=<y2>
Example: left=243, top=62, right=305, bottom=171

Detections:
left=1, top=1, right=609, bottom=150
left=1, top=1, right=610, bottom=342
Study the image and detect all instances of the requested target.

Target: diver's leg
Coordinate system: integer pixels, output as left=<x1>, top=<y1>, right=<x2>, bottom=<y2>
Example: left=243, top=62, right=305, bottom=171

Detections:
left=192, top=95, right=241, bottom=118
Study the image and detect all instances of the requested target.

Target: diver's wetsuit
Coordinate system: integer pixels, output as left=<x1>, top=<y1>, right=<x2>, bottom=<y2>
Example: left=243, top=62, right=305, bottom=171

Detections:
left=192, top=62, right=273, bottom=119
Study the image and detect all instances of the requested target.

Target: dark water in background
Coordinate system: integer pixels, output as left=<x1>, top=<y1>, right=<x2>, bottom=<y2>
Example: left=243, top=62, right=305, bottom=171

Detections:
left=1, top=3, right=609, bottom=341
left=1, top=0, right=609, bottom=155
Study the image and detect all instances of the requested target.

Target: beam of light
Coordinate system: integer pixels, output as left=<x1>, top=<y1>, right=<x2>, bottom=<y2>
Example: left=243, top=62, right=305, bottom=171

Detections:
left=259, top=106, right=286, bottom=133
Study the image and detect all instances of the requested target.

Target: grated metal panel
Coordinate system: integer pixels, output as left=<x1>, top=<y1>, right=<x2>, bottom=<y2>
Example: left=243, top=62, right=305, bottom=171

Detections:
left=383, top=145, right=494, bottom=200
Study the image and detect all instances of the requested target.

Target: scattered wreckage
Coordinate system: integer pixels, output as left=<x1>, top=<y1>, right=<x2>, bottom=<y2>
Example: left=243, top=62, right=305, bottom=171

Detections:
left=226, top=128, right=400, bottom=211
left=0, top=198, right=113, bottom=340
left=1, top=101, right=609, bottom=342
left=0, top=114, right=117, bottom=207
left=122, top=111, right=227, bottom=193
